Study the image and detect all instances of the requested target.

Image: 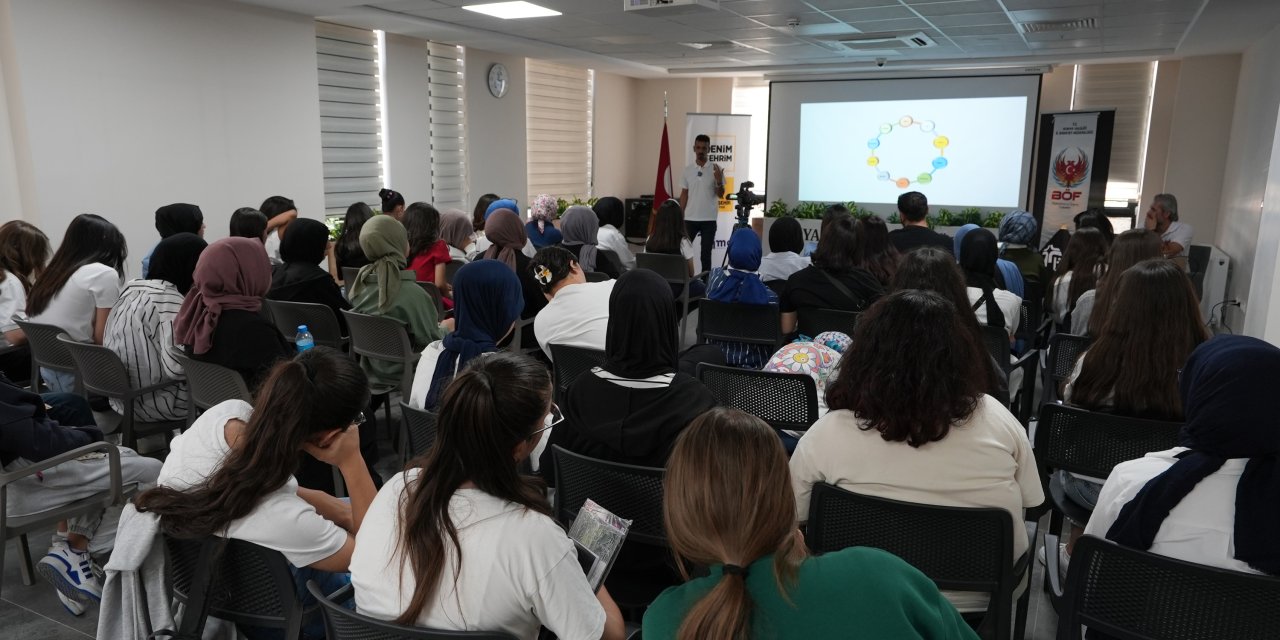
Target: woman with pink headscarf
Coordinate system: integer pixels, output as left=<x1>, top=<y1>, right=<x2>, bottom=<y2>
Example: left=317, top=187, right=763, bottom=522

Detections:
left=525, top=194, right=563, bottom=249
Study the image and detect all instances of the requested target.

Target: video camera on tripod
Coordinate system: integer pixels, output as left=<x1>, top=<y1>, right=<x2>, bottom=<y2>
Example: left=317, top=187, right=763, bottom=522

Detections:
left=727, top=181, right=765, bottom=229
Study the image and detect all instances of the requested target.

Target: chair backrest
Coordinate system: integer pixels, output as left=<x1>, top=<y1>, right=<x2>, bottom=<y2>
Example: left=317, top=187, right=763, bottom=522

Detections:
left=56, top=336, right=132, bottom=398
left=1035, top=403, right=1182, bottom=480
left=264, top=300, right=347, bottom=349
left=306, top=582, right=519, bottom=640
left=341, top=267, right=360, bottom=287
left=165, top=535, right=307, bottom=637
left=549, top=344, right=606, bottom=403
left=979, top=324, right=1011, bottom=372
left=416, top=281, right=446, bottom=316
left=696, top=363, right=818, bottom=432
left=444, top=260, right=466, bottom=286
left=584, top=271, right=610, bottom=283
left=400, top=401, right=437, bottom=460
left=1058, top=535, right=1280, bottom=640
left=551, top=446, right=666, bottom=547
left=636, top=252, right=689, bottom=284
left=14, top=320, right=78, bottom=388
left=176, top=353, right=252, bottom=410
left=697, top=300, right=782, bottom=348
left=341, top=310, right=415, bottom=364
left=1046, top=332, right=1091, bottom=384
left=805, top=483, right=1014, bottom=595
left=795, top=307, right=859, bottom=337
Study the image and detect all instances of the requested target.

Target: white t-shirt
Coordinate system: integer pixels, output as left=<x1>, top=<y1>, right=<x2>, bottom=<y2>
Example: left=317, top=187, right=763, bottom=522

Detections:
left=408, top=341, right=446, bottom=409
left=597, top=225, right=635, bottom=271
left=966, top=287, right=1021, bottom=339
left=535, top=281, right=614, bottom=361
left=156, top=400, right=348, bottom=567
left=758, top=252, right=811, bottom=283
left=1161, top=221, right=1194, bottom=257
left=790, top=395, right=1043, bottom=609
left=28, top=263, right=122, bottom=342
left=680, top=238, right=695, bottom=262
left=680, top=162, right=721, bottom=222
left=1085, top=447, right=1259, bottom=575
left=351, top=472, right=605, bottom=640
left=264, top=228, right=284, bottom=265
left=0, top=271, right=26, bottom=333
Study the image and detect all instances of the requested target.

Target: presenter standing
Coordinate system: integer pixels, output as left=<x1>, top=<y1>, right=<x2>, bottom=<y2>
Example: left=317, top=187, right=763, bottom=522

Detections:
left=678, top=134, right=725, bottom=274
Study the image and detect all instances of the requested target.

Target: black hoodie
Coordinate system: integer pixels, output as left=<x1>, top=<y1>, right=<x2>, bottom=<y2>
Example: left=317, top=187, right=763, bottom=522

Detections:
left=267, top=262, right=352, bottom=334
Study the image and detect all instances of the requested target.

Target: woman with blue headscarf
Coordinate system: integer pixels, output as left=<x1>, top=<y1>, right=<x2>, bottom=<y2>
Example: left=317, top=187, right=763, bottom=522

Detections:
left=408, top=260, right=524, bottom=410
left=706, top=228, right=779, bottom=368
left=471, top=198, right=537, bottom=259
left=1085, top=335, right=1280, bottom=576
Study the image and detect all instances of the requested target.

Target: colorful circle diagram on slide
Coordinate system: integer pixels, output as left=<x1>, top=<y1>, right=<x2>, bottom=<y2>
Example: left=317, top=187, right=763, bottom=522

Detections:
left=866, top=116, right=949, bottom=189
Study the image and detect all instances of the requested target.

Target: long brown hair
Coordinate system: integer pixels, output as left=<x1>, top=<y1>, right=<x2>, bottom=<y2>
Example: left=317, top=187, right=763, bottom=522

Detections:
left=1056, top=227, right=1107, bottom=314
left=664, top=407, right=808, bottom=640
left=1086, top=229, right=1162, bottom=336
left=0, top=221, right=51, bottom=294
left=856, top=216, right=899, bottom=286
left=135, top=348, right=369, bottom=537
left=395, top=352, right=552, bottom=625
left=646, top=200, right=688, bottom=256
left=27, top=214, right=127, bottom=316
left=1071, top=260, right=1208, bottom=420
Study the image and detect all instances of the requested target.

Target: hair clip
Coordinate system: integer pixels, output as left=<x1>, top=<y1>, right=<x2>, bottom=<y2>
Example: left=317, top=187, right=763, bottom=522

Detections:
left=533, top=265, right=553, bottom=286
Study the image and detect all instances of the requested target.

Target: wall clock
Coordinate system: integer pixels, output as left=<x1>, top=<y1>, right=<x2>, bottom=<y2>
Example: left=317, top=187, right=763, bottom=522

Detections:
left=488, top=63, right=509, bottom=99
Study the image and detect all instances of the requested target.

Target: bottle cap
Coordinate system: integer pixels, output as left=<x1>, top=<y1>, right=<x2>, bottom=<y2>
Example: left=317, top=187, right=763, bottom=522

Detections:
left=298, top=325, right=309, bottom=332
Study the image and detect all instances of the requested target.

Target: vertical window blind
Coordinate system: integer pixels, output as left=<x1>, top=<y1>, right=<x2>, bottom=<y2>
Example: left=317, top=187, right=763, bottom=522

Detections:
left=1072, top=61, right=1156, bottom=204
left=316, top=21, right=383, bottom=216
left=732, top=76, right=770, bottom=201
left=428, top=42, right=468, bottom=210
left=526, top=60, right=593, bottom=200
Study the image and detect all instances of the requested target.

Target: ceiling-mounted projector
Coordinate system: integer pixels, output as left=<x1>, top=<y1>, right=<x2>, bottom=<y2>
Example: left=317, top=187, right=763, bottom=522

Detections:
left=625, top=0, right=720, bottom=16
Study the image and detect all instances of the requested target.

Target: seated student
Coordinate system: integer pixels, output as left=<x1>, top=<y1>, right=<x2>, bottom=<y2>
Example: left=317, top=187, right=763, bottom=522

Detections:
left=592, top=196, right=636, bottom=272
left=27, top=214, right=128, bottom=392
left=644, top=407, right=978, bottom=640
left=779, top=217, right=883, bottom=335
left=856, top=215, right=900, bottom=288
left=268, top=218, right=352, bottom=333
left=529, top=246, right=612, bottom=362
left=438, top=209, right=475, bottom=263
left=997, top=210, right=1044, bottom=289
left=483, top=209, right=548, bottom=322
left=764, top=331, right=850, bottom=417
left=335, top=202, right=375, bottom=272
left=1061, top=259, right=1209, bottom=510
left=142, top=203, right=204, bottom=278
left=758, top=216, right=810, bottom=288
left=104, top=233, right=206, bottom=423
left=407, top=260, right=523, bottom=410
left=790, top=290, right=1043, bottom=611
left=229, top=207, right=269, bottom=242
left=259, top=195, right=299, bottom=266
left=473, top=198, right=537, bottom=259
left=958, top=228, right=1022, bottom=341
left=892, top=248, right=1008, bottom=405
left=538, top=269, right=717, bottom=484
left=887, top=191, right=952, bottom=255
left=470, top=192, right=499, bottom=234
left=347, top=215, right=444, bottom=390
left=705, top=228, right=778, bottom=369
left=1085, top=335, right=1280, bottom=578
left=403, top=202, right=452, bottom=301
left=561, top=205, right=621, bottom=280
left=0, top=221, right=50, bottom=379
left=1052, top=227, right=1108, bottom=327
left=135, top=349, right=375, bottom=639
left=1, top=372, right=162, bottom=617
left=1077, top=229, right=1162, bottom=336
left=379, top=187, right=407, bottom=222
left=1074, top=207, right=1116, bottom=245
left=526, top=194, right=563, bottom=249
left=955, top=224, right=1024, bottom=299
left=352, top=352, right=625, bottom=640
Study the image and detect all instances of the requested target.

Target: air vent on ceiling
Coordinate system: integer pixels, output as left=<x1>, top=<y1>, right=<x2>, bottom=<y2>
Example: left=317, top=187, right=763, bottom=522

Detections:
left=624, top=0, right=720, bottom=16
left=832, top=31, right=937, bottom=52
left=1019, top=17, right=1098, bottom=33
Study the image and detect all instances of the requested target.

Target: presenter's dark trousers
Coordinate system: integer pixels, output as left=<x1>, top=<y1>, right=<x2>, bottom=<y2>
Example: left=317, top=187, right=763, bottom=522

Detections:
left=685, top=220, right=717, bottom=276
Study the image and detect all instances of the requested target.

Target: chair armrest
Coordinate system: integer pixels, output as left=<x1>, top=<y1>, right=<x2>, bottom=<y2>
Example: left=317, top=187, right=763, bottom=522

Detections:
left=624, top=623, right=642, bottom=640
left=0, top=441, right=124, bottom=505
left=132, top=377, right=183, bottom=397
left=1010, top=348, right=1037, bottom=373
left=1045, top=532, right=1066, bottom=600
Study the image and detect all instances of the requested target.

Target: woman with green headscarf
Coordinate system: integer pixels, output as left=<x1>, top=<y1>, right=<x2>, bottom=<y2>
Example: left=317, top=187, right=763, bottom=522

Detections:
left=348, top=215, right=444, bottom=388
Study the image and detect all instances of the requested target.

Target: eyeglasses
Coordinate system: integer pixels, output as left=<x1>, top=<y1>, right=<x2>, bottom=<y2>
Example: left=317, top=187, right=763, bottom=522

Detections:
left=527, top=402, right=563, bottom=440
left=352, top=412, right=366, bottom=427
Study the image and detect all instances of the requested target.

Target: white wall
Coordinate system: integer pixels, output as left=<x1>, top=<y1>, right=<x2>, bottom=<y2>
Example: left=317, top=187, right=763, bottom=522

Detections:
left=592, top=70, right=636, bottom=200
left=0, top=0, right=326, bottom=274
left=465, top=48, right=527, bottom=211
left=383, top=33, right=433, bottom=206
left=0, top=23, right=23, bottom=221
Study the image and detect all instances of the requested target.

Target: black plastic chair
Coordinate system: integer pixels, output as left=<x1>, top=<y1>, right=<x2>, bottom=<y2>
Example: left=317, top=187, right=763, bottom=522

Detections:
left=696, top=363, right=818, bottom=432
left=503, top=317, right=539, bottom=356
left=805, top=483, right=1030, bottom=640
left=549, top=344, right=606, bottom=404
left=551, top=446, right=666, bottom=547
left=444, top=260, right=466, bottom=287
left=263, top=299, right=350, bottom=351
left=416, top=281, right=447, bottom=317
left=696, top=299, right=783, bottom=351
left=13, top=320, right=80, bottom=393
left=58, top=336, right=185, bottom=451
left=1057, top=535, right=1280, bottom=640
left=584, top=271, right=610, bottom=283
left=795, top=307, right=859, bottom=337
left=164, top=536, right=319, bottom=640
left=636, top=252, right=704, bottom=346
left=1041, top=333, right=1091, bottom=406
left=342, top=310, right=420, bottom=453
left=400, top=401, right=437, bottom=462
left=306, top=582, right=519, bottom=639
left=175, top=353, right=252, bottom=427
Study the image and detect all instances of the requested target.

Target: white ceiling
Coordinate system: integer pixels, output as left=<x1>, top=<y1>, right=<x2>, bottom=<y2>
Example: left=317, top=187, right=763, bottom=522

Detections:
left=234, top=0, right=1280, bottom=78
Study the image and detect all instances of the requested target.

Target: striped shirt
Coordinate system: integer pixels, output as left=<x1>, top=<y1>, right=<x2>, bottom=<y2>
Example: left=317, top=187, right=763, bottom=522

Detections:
left=103, top=280, right=187, bottom=422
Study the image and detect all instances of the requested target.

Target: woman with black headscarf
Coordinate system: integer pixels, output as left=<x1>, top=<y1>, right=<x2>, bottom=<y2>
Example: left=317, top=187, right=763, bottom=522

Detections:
left=593, top=196, right=636, bottom=271
left=104, top=232, right=207, bottom=422
left=1085, top=335, right=1280, bottom=576
left=142, top=203, right=204, bottom=278
left=538, top=269, right=717, bottom=485
left=958, top=228, right=1020, bottom=341
left=267, top=217, right=351, bottom=333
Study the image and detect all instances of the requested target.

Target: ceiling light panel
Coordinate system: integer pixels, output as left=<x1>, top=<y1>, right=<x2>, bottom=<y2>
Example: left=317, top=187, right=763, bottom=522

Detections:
left=462, top=1, right=561, bottom=19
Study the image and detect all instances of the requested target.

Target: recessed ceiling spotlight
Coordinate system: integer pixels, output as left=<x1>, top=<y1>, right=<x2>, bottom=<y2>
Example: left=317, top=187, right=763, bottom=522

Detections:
left=680, top=42, right=714, bottom=49
left=462, top=1, right=562, bottom=19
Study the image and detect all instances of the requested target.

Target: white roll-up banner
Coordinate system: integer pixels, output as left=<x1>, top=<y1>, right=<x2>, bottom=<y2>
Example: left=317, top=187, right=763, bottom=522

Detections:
left=686, top=113, right=751, bottom=271
left=1041, top=112, right=1099, bottom=239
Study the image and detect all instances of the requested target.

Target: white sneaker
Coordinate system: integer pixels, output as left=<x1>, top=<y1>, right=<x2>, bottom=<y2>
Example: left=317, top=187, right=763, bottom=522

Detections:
left=54, top=588, right=87, bottom=616
left=36, top=545, right=103, bottom=606
left=1036, top=542, right=1071, bottom=572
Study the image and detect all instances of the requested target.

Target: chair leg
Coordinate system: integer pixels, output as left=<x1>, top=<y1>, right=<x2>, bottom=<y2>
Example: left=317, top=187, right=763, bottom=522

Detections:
left=18, top=534, right=35, bottom=586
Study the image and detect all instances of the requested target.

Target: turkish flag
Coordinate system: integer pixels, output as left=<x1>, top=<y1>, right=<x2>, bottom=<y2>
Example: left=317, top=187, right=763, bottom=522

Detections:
left=650, top=121, right=672, bottom=234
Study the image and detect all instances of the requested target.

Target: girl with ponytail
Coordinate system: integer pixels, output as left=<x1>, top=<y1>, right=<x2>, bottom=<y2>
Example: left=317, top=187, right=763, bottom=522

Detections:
left=644, top=407, right=977, bottom=639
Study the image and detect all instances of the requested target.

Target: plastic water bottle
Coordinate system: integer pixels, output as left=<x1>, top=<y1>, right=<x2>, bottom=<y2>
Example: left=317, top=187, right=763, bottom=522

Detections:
left=295, top=325, right=315, bottom=353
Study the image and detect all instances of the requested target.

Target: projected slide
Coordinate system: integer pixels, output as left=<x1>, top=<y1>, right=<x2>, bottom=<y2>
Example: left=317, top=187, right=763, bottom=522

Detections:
left=798, top=96, right=1028, bottom=207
